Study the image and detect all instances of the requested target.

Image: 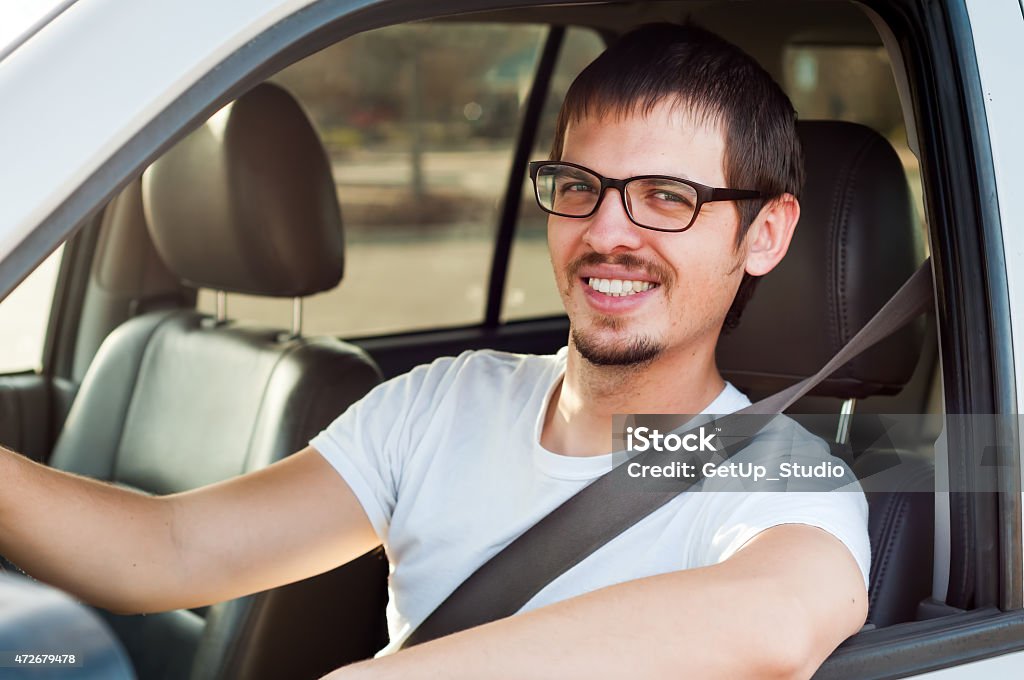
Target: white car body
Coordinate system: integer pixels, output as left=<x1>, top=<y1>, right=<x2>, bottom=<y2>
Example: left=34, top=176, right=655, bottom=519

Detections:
left=0, top=0, right=317, bottom=265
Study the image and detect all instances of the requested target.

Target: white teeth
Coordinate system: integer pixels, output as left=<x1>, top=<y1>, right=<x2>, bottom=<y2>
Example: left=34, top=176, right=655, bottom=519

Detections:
left=586, top=278, right=656, bottom=296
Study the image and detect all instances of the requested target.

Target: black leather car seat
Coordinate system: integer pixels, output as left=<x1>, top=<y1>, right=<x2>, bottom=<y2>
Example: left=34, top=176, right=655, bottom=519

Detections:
left=48, top=83, right=388, bottom=679
left=717, top=120, right=935, bottom=628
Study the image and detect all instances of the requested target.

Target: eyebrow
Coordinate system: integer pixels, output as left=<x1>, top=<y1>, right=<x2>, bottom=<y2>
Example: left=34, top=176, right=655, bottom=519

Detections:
left=560, top=161, right=697, bottom=183
left=632, top=169, right=698, bottom=182
left=559, top=167, right=596, bottom=181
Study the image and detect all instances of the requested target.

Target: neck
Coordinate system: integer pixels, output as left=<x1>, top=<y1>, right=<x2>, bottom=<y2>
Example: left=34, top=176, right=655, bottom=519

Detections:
left=541, top=340, right=726, bottom=457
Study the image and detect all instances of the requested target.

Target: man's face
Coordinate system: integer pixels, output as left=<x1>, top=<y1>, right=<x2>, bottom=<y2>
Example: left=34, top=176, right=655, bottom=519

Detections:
left=548, top=101, right=749, bottom=367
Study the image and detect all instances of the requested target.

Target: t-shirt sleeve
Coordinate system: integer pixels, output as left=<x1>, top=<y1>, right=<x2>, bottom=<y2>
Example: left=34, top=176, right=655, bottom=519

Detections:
left=693, top=417, right=871, bottom=588
left=309, top=355, right=463, bottom=545
left=700, top=490, right=871, bottom=589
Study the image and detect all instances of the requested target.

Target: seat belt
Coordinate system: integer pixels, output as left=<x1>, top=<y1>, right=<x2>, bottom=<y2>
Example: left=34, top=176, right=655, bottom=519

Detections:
left=401, top=257, right=934, bottom=649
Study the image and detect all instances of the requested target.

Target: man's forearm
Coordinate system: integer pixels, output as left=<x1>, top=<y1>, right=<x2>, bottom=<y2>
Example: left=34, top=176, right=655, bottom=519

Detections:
left=0, top=447, right=182, bottom=613
left=330, top=525, right=866, bottom=680
left=337, top=569, right=801, bottom=680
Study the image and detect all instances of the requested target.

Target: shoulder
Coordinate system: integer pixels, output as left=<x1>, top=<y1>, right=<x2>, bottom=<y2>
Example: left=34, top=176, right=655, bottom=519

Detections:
left=388, top=347, right=565, bottom=402
left=455, top=347, right=567, bottom=371
left=410, top=347, right=565, bottom=383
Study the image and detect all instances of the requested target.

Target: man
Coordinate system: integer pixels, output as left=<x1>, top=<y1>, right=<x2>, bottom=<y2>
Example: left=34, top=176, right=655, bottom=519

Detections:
left=0, top=23, right=868, bottom=679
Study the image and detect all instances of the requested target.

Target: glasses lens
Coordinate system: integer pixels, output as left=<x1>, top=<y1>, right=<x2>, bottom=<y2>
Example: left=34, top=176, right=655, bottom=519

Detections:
left=625, top=178, right=699, bottom=231
left=534, top=164, right=601, bottom=216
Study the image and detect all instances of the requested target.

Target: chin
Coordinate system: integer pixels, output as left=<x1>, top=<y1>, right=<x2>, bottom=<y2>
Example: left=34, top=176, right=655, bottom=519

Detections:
left=571, top=327, right=663, bottom=367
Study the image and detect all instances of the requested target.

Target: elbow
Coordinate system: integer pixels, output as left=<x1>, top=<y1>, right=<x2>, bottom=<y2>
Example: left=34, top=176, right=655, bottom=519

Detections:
left=759, top=578, right=869, bottom=678
left=644, top=621, right=821, bottom=680
left=763, top=635, right=819, bottom=680
left=720, top=622, right=820, bottom=680
left=757, top=605, right=865, bottom=679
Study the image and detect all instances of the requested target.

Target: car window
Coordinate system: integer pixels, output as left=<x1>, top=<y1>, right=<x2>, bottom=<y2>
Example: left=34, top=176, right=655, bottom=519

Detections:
left=0, top=246, right=62, bottom=373
left=502, top=27, right=606, bottom=322
left=196, top=22, right=551, bottom=337
left=783, top=44, right=926, bottom=242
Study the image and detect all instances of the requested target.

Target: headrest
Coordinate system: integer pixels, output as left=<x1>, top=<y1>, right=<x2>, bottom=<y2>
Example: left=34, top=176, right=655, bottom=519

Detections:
left=717, top=120, right=925, bottom=400
left=95, top=179, right=181, bottom=299
left=142, top=83, right=344, bottom=297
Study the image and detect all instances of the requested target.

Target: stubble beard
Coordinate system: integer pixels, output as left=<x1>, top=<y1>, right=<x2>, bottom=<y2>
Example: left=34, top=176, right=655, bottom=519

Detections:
left=570, top=321, right=663, bottom=368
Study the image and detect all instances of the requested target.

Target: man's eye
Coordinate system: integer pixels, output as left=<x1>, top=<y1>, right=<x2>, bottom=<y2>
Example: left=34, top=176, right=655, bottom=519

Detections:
left=559, top=181, right=597, bottom=194
left=652, top=190, right=693, bottom=205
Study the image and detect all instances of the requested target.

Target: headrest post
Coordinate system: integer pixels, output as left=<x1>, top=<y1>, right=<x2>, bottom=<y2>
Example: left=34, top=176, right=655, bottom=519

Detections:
left=215, top=291, right=227, bottom=324
left=836, top=398, right=856, bottom=444
left=292, top=297, right=303, bottom=338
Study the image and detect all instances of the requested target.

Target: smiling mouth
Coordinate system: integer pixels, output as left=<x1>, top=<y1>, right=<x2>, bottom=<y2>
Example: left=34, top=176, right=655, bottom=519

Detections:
left=583, top=277, right=659, bottom=297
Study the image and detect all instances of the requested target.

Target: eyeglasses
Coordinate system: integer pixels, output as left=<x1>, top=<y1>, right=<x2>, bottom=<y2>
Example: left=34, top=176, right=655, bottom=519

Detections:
left=528, top=160, right=761, bottom=233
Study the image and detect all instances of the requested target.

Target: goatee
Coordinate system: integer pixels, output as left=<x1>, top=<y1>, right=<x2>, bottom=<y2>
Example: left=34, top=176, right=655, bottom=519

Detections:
left=571, top=326, right=662, bottom=367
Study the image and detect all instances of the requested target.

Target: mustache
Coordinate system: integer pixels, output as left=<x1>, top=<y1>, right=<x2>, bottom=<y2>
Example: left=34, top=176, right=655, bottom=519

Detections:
left=566, top=252, right=674, bottom=289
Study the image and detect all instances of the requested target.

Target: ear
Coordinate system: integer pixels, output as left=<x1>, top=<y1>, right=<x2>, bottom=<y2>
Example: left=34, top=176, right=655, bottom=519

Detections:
left=743, top=193, right=800, bottom=276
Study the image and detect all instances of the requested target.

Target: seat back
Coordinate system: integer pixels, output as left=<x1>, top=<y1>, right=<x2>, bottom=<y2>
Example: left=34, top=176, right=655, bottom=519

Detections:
left=50, top=83, right=389, bottom=678
left=717, top=120, right=934, bottom=627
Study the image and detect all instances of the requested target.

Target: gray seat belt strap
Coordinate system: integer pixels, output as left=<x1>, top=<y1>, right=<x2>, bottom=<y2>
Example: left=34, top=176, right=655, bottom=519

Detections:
left=401, top=257, right=933, bottom=649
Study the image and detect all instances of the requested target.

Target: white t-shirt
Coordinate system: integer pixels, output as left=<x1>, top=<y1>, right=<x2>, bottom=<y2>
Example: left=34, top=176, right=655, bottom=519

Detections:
left=311, top=348, right=870, bottom=655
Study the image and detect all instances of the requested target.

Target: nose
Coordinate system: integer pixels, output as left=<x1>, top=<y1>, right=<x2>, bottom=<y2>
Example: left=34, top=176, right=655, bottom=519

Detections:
left=582, top=186, right=645, bottom=254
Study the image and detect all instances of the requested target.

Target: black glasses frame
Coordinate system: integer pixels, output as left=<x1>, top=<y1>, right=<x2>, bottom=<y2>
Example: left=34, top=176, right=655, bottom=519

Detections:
left=528, top=160, right=762, bottom=233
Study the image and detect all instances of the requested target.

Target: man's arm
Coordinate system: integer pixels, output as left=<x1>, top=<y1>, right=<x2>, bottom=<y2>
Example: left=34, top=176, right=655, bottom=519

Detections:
left=0, top=446, right=379, bottom=614
left=332, top=523, right=867, bottom=680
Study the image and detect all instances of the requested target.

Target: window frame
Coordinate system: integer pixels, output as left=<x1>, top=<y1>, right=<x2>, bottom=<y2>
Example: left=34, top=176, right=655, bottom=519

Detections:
left=484, top=23, right=565, bottom=326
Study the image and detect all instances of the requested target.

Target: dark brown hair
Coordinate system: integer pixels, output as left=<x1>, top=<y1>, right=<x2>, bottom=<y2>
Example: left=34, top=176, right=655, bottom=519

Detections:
left=550, top=23, right=805, bottom=331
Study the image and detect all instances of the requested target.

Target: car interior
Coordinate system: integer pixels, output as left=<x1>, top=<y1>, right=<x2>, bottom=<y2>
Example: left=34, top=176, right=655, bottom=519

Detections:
left=0, top=1, right=974, bottom=678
